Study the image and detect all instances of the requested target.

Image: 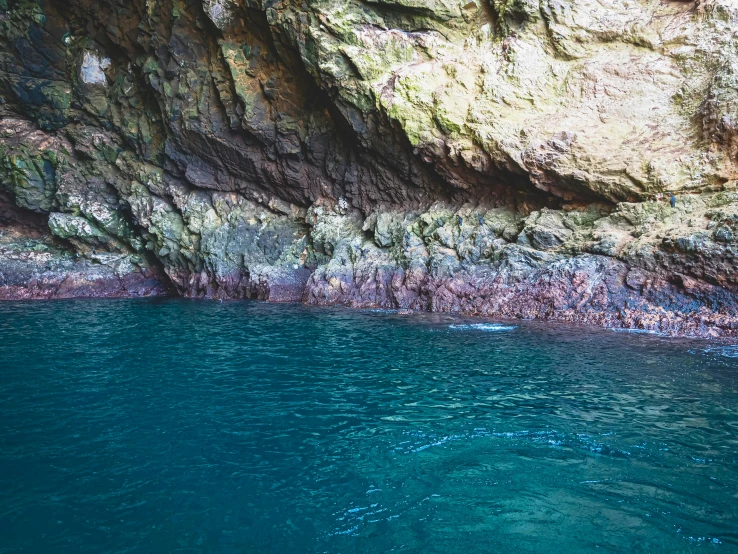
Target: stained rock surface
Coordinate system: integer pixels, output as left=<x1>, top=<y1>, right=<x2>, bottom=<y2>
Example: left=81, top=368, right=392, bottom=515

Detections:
left=0, top=0, right=737, bottom=336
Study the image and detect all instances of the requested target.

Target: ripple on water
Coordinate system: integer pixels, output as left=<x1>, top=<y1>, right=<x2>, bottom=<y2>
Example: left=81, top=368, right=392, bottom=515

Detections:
left=609, top=327, right=661, bottom=335
left=697, top=345, right=738, bottom=359
left=448, top=323, right=518, bottom=332
left=0, top=299, right=736, bottom=554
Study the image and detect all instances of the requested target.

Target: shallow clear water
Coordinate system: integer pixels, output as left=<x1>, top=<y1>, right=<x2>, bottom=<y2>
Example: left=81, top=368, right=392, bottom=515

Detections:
left=1, top=300, right=737, bottom=553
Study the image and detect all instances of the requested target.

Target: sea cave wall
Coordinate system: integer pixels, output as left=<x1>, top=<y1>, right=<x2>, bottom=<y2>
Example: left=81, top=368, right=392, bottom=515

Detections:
left=1, top=0, right=737, bottom=336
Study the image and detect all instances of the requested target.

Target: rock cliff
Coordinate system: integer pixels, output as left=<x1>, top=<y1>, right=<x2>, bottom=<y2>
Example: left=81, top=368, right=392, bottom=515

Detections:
left=1, top=0, right=737, bottom=336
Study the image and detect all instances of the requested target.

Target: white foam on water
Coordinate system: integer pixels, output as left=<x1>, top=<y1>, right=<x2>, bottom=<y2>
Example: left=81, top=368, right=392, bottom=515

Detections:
left=702, top=345, right=738, bottom=359
left=449, top=323, right=517, bottom=332
left=689, top=344, right=738, bottom=359
left=609, top=327, right=660, bottom=335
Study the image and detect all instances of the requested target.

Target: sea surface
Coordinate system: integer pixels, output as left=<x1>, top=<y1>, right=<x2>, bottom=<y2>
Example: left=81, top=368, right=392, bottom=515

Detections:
left=1, top=299, right=737, bottom=553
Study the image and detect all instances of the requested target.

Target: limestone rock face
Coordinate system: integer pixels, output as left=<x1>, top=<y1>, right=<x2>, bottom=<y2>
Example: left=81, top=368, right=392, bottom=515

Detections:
left=1, top=0, right=737, bottom=336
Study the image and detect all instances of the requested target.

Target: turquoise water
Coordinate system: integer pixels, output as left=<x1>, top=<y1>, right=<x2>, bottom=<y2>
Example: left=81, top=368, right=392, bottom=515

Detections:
left=1, top=300, right=737, bottom=553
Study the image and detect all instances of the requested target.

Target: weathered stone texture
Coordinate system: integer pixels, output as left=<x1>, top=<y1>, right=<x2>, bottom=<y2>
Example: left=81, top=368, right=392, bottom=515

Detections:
left=1, top=0, right=737, bottom=335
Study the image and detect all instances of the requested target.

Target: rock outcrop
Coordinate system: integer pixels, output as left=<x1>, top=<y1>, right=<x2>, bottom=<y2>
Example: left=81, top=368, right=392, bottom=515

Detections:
left=1, top=0, right=737, bottom=336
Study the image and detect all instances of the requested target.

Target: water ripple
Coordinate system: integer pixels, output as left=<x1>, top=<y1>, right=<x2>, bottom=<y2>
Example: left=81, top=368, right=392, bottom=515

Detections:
left=449, top=323, right=518, bottom=332
left=0, top=299, right=736, bottom=553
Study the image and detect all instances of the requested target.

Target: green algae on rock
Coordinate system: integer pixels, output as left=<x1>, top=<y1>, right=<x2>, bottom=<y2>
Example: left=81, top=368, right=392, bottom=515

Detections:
left=0, top=0, right=737, bottom=336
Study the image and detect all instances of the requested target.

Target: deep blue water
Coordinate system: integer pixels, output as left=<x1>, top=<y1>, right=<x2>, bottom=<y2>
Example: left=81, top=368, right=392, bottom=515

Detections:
left=1, top=300, right=737, bottom=553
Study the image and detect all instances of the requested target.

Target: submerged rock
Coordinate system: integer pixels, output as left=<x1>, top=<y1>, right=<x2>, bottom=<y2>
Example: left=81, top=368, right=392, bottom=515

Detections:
left=0, top=0, right=737, bottom=336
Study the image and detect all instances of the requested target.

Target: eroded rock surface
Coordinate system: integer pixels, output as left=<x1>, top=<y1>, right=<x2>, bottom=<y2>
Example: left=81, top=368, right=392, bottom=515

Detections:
left=1, top=0, right=737, bottom=336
